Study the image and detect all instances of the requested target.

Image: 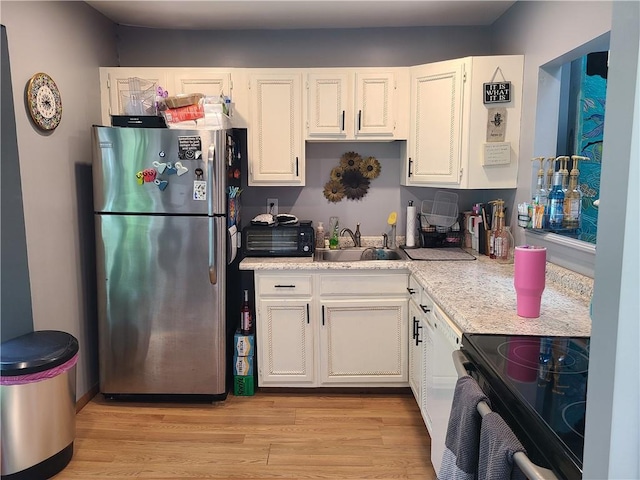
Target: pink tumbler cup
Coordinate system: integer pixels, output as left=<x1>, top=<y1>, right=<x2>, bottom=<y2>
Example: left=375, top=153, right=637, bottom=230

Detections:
left=514, top=246, right=546, bottom=318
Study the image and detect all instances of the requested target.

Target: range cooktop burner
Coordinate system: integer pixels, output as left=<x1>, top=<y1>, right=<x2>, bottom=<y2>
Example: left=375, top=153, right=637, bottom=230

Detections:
left=562, top=401, right=586, bottom=438
left=461, top=334, right=590, bottom=480
left=496, top=338, right=589, bottom=378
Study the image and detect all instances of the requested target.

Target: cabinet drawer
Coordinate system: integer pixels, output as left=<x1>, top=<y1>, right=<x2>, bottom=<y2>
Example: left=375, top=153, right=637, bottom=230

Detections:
left=319, top=273, right=408, bottom=296
left=408, top=275, right=422, bottom=303
left=257, top=274, right=313, bottom=296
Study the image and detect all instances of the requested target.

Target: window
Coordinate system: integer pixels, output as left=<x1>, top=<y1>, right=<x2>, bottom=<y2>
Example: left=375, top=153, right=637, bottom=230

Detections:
left=556, top=51, right=608, bottom=244
left=526, top=33, right=610, bottom=277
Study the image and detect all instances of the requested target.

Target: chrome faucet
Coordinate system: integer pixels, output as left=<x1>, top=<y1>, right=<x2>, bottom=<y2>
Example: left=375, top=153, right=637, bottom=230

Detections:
left=340, top=228, right=358, bottom=247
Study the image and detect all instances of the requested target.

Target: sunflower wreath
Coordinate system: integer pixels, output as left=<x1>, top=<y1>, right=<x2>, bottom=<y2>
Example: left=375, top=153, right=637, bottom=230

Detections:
left=323, top=151, right=380, bottom=202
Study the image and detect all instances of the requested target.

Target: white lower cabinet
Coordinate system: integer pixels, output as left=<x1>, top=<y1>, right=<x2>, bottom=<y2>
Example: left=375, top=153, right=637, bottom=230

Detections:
left=408, top=274, right=463, bottom=474
left=254, top=270, right=408, bottom=388
left=255, top=274, right=314, bottom=386
left=257, top=298, right=315, bottom=385
left=408, top=299, right=425, bottom=406
left=320, top=299, right=407, bottom=385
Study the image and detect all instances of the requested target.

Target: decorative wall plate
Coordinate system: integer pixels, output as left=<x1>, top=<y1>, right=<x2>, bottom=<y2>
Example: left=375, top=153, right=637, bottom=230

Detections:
left=26, top=72, right=62, bottom=131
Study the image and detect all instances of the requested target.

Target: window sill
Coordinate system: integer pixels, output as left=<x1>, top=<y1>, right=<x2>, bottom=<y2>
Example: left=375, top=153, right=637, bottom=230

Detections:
left=524, top=229, right=596, bottom=278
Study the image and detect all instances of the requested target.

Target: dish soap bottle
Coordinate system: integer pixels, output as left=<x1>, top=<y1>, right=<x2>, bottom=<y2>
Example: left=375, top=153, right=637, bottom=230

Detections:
left=329, top=216, right=339, bottom=250
left=316, top=222, right=325, bottom=249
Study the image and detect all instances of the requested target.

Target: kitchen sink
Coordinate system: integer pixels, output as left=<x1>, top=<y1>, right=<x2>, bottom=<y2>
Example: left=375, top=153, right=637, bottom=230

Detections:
left=316, top=247, right=408, bottom=262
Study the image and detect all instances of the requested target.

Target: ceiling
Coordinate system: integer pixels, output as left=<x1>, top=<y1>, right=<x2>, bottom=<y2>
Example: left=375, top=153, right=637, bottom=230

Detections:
left=85, top=1, right=516, bottom=30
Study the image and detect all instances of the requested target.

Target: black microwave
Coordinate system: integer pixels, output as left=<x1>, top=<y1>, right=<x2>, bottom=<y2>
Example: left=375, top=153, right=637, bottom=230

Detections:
left=242, top=224, right=315, bottom=257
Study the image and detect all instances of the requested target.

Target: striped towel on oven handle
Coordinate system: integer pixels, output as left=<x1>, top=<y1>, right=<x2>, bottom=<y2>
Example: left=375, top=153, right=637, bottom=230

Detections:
left=438, top=375, right=490, bottom=480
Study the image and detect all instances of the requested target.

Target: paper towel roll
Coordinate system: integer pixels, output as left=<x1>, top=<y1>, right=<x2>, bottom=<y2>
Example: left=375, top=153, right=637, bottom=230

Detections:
left=406, top=203, right=417, bottom=247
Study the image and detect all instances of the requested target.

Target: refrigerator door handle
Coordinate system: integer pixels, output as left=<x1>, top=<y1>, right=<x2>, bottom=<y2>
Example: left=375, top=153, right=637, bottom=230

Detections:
left=209, top=216, right=217, bottom=285
left=208, top=144, right=216, bottom=216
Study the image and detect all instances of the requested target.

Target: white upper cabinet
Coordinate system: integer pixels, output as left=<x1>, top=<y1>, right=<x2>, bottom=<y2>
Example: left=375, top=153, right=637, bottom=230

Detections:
left=402, top=55, right=524, bottom=189
left=306, top=72, right=349, bottom=137
left=172, top=69, right=231, bottom=97
left=403, top=59, right=466, bottom=186
left=355, top=71, right=399, bottom=137
left=247, top=71, right=305, bottom=186
left=306, top=69, right=408, bottom=140
left=99, top=67, right=235, bottom=126
left=99, top=68, right=171, bottom=125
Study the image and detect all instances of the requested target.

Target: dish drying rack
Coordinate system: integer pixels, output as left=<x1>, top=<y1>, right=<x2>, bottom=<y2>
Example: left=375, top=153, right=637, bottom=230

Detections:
left=419, top=192, right=462, bottom=248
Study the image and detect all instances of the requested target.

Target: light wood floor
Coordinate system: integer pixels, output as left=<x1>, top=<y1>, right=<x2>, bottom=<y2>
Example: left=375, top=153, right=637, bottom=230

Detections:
left=54, top=391, right=437, bottom=479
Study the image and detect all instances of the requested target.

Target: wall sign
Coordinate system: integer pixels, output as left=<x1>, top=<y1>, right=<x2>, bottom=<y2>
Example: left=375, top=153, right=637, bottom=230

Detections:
left=486, top=107, right=507, bottom=142
left=483, top=142, right=511, bottom=166
left=484, top=82, right=511, bottom=103
left=483, top=66, right=511, bottom=104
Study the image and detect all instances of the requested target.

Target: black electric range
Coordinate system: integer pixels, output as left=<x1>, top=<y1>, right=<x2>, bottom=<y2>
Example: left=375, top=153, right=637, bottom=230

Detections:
left=461, top=333, right=589, bottom=480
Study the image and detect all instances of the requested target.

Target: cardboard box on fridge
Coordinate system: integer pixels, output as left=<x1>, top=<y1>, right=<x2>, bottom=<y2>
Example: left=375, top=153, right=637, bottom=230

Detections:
left=233, top=355, right=254, bottom=376
left=233, top=332, right=255, bottom=357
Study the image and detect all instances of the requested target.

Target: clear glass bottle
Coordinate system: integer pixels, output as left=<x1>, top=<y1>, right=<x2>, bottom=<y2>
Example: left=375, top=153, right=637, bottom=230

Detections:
left=547, top=171, right=565, bottom=229
left=493, top=200, right=509, bottom=261
left=354, top=223, right=361, bottom=247
left=533, top=174, right=548, bottom=209
left=533, top=174, right=548, bottom=229
left=563, top=178, right=582, bottom=229
left=498, top=226, right=515, bottom=264
left=563, top=156, right=584, bottom=229
left=532, top=157, right=548, bottom=208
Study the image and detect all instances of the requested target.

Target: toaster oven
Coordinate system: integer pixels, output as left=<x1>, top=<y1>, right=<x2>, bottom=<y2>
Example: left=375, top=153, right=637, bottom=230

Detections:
left=242, top=224, right=315, bottom=257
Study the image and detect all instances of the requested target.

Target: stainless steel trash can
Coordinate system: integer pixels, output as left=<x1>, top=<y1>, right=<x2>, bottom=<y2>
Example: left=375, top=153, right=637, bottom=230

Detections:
left=1, top=330, right=79, bottom=479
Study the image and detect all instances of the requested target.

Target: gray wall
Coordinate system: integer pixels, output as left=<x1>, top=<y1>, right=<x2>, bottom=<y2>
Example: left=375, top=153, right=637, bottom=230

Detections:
left=492, top=1, right=638, bottom=478
left=1, top=25, right=34, bottom=342
left=115, top=25, right=492, bottom=68
left=585, top=2, right=639, bottom=478
left=0, top=1, right=118, bottom=399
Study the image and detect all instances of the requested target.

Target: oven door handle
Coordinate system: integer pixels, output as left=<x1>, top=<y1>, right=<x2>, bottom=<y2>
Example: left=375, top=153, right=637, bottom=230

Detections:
left=452, top=350, right=559, bottom=480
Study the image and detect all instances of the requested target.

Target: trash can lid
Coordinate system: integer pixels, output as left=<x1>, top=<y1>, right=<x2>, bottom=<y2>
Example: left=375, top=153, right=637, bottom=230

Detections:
left=1, top=330, right=79, bottom=376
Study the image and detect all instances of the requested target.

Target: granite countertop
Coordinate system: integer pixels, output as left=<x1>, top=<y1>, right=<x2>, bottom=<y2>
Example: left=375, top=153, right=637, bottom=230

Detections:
left=239, top=247, right=592, bottom=338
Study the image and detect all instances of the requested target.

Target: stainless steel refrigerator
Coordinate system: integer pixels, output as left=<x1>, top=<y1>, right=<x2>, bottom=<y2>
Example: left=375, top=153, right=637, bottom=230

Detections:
left=92, top=125, right=242, bottom=400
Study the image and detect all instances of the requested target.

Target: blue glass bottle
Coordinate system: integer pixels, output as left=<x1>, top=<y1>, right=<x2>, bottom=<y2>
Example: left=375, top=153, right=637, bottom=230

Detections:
left=547, top=171, right=565, bottom=229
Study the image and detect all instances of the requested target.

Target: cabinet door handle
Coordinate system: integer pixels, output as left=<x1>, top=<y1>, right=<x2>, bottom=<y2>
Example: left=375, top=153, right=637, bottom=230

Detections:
left=295, top=157, right=299, bottom=176
left=306, top=303, right=310, bottom=324
left=407, top=287, right=416, bottom=295
left=420, top=304, right=431, bottom=314
left=274, top=284, right=296, bottom=288
left=408, top=157, right=413, bottom=178
left=341, top=110, right=345, bottom=131
left=415, top=323, right=423, bottom=346
left=412, top=317, right=418, bottom=339
left=322, top=305, right=325, bottom=326
left=357, top=110, right=362, bottom=131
